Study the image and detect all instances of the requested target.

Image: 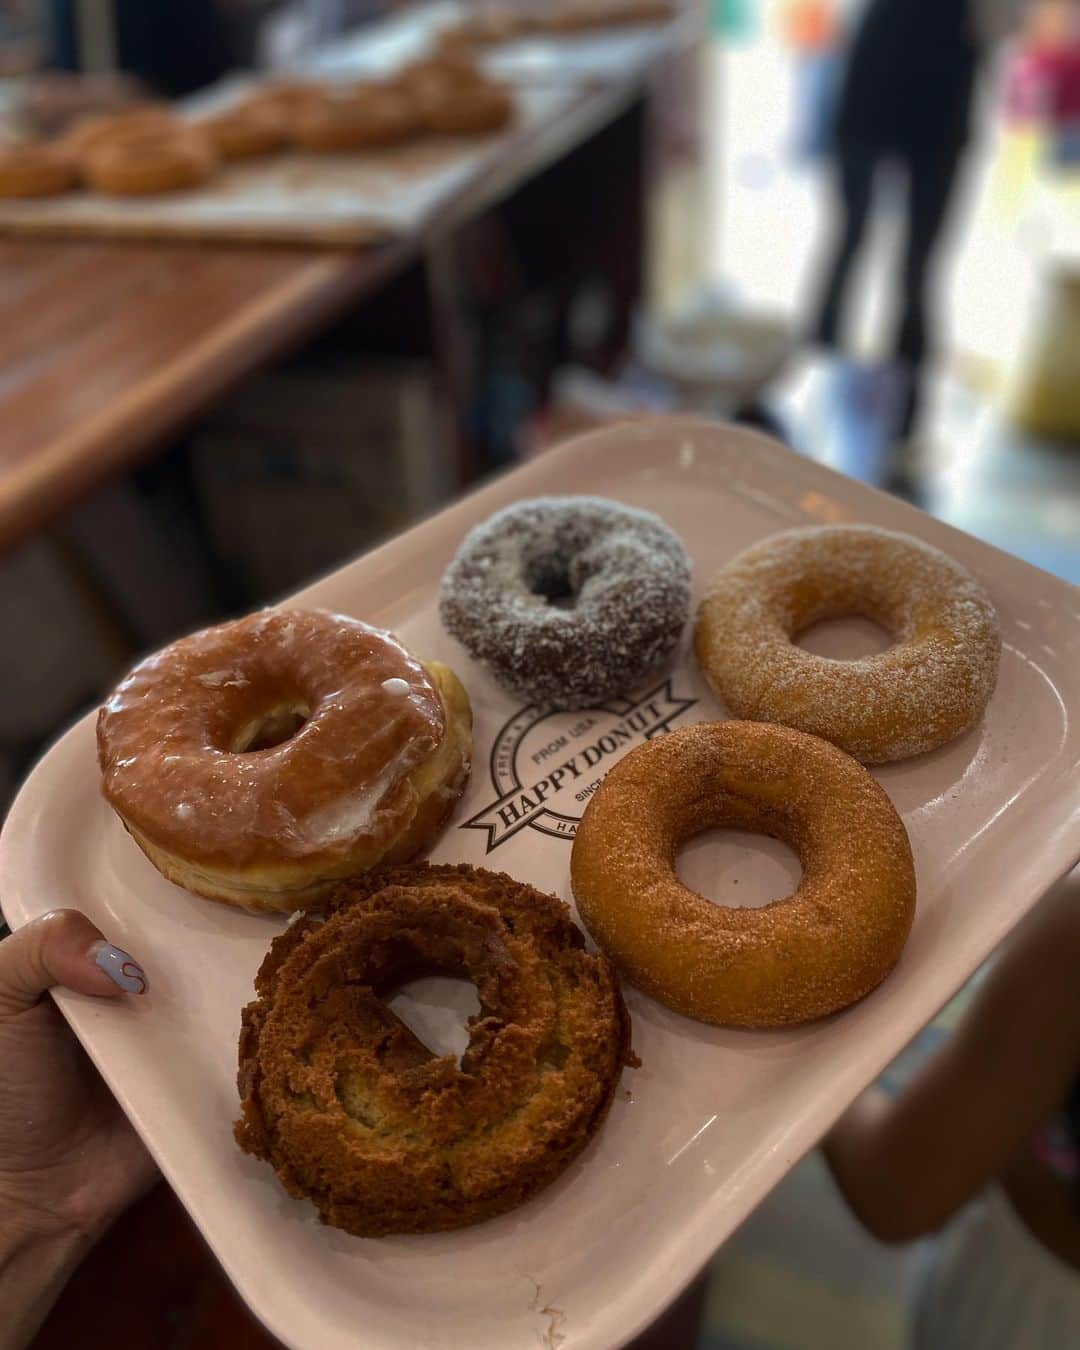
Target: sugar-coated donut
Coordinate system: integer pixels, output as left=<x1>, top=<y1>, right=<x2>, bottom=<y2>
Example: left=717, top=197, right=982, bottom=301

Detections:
left=440, top=495, right=691, bottom=709
left=291, top=86, right=416, bottom=151
left=0, top=144, right=78, bottom=198
left=571, top=720, right=916, bottom=1027
left=695, top=524, right=1001, bottom=763
left=235, top=863, right=632, bottom=1236
left=97, top=609, right=472, bottom=913
left=83, top=128, right=217, bottom=196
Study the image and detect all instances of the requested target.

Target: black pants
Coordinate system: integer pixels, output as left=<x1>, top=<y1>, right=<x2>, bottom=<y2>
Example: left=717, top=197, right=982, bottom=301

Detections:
left=812, top=136, right=965, bottom=429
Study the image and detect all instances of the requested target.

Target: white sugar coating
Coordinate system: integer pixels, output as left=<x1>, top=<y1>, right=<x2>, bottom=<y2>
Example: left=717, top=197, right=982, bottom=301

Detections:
left=695, top=524, right=1002, bottom=763
left=439, top=496, right=692, bottom=709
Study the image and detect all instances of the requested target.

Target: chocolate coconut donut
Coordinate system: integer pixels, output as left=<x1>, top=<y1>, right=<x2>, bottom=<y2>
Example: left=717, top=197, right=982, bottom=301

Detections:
left=439, top=496, right=691, bottom=709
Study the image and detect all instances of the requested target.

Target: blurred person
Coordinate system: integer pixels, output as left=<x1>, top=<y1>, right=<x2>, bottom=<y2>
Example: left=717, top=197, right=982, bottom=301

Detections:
left=782, top=0, right=843, bottom=161
left=826, top=869, right=1080, bottom=1349
left=0, top=910, right=154, bottom=1349
left=810, top=0, right=1023, bottom=439
left=47, top=0, right=236, bottom=97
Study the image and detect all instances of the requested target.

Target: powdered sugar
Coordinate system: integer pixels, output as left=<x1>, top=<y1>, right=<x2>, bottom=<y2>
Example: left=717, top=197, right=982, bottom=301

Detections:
left=696, top=524, right=1002, bottom=763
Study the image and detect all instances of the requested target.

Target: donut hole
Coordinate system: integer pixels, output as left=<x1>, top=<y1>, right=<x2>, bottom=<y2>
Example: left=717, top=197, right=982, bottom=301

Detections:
left=676, top=829, right=802, bottom=909
left=524, top=555, right=577, bottom=609
left=542, top=1041, right=571, bottom=1070
left=794, top=614, right=893, bottom=661
left=386, top=974, right=481, bottom=1064
left=230, top=701, right=310, bottom=752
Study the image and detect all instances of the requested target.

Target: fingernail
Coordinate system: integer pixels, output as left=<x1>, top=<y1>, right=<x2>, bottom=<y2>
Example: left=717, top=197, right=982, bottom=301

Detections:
left=91, top=942, right=148, bottom=995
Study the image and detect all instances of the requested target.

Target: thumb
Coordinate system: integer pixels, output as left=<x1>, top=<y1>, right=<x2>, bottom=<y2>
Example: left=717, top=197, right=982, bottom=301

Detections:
left=0, top=909, right=148, bottom=1016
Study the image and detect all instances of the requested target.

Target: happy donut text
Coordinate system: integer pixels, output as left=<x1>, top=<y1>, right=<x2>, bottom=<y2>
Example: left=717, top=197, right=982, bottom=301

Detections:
left=463, top=680, right=697, bottom=852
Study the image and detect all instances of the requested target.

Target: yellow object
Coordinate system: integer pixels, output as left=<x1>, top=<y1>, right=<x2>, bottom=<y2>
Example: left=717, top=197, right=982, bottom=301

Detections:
left=1010, top=274, right=1080, bottom=438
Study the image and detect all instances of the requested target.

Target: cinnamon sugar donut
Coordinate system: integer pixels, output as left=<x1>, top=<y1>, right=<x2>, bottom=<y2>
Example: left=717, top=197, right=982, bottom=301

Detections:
left=83, top=128, right=217, bottom=196
left=571, top=721, right=916, bottom=1027
left=235, top=863, right=632, bottom=1236
left=696, top=525, right=1001, bottom=763
left=0, top=144, right=78, bottom=198
left=97, top=610, right=472, bottom=912
left=291, top=86, right=416, bottom=151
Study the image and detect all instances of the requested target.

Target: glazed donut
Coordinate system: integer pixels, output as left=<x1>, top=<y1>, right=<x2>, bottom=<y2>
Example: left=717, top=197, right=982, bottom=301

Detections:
left=64, top=106, right=177, bottom=157
left=571, top=721, right=916, bottom=1027
left=198, top=102, right=287, bottom=160
left=97, top=609, right=473, bottom=913
left=82, top=128, right=218, bottom=196
left=695, top=524, right=1001, bottom=763
left=0, top=144, right=78, bottom=198
left=415, top=78, right=513, bottom=135
left=291, top=86, right=416, bottom=151
left=235, top=862, right=632, bottom=1236
left=439, top=495, right=691, bottom=708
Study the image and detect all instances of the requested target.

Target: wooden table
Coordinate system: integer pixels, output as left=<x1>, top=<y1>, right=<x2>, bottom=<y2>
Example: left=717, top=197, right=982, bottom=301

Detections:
left=0, top=71, right=659, bottom=556
left=0, top=243, right=383, bottom=554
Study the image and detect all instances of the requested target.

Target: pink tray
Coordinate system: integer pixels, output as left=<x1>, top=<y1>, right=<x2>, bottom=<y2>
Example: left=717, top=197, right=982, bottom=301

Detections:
left=3, top=419, right=1079, bottom=1350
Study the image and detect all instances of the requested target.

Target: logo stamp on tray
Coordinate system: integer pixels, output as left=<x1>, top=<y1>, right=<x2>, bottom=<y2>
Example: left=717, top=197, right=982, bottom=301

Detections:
left=463, top=680, right=697, bottom=852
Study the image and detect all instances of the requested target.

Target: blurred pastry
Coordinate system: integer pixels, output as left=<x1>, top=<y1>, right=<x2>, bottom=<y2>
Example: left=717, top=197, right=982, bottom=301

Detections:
left=82, top=127, right=218, bottom=196
left=0, top=143, right=78, bottom=198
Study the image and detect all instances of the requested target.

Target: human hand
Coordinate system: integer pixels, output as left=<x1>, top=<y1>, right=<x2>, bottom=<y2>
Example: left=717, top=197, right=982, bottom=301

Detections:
left=0, top=910, right=157, bottom=1344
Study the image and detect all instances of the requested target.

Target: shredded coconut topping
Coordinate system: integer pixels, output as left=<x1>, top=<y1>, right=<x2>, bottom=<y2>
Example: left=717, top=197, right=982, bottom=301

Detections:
left=440, top=496, right=692, bottom=708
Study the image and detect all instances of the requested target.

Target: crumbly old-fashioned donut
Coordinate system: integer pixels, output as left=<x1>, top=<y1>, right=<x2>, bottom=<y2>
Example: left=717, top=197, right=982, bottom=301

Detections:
left=440, top=495, right=691, bottom=708
left=235, top=862, right=633, bottom=1236
left=571, top=720, right=916, bottom=1027
left=97, top=609, right=472, bottom=912
left=695, top=524, right=1001, bottom=763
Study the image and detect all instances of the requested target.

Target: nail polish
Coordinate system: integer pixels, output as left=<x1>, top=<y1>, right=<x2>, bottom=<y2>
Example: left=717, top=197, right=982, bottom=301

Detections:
left=93, top=943, right=148, bottom=995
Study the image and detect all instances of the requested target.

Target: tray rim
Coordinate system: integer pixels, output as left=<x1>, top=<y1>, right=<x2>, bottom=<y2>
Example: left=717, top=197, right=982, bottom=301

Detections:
left=3, top=416, right=1080, bottom=1350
